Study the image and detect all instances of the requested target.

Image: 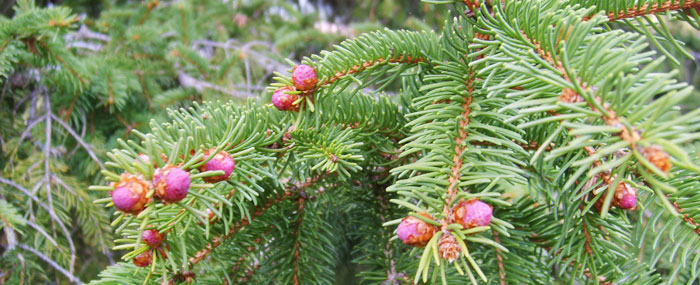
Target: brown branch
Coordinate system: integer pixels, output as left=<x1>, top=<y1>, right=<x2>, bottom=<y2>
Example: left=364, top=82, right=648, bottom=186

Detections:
left=135, top=71, right=155, bottom=113
left=0, top=36, right=13, bottom=55
left=317, top=55, right=425, bottom=89
left=292, top=196, right=305, bottom=285
left=492, top=231, right=506, bottom=285
left=223, top=226, right=274, bottom=284
left=581, top=219, right=594, bottom=255
left=179, top=5, right=188, bottom=45
left=373, top=184, right=402, bottom=284
left=672, top=201, right=700, bottom=236
left=583, top=1, right=700, bottom=22
left=523, top=32, right=640, bottom=148
left=470, top=139, right=554, bottom=151
left=187, top=191, right=291, bottom=266
left=137, top=0, right=158, bottom=25
left=183, top=173, right=330, bottom=275
left=37, top=40, right=87, bottom=85
left=461, top=0, right=481, bottom=12
left=440, top=74, right=475, bottom=229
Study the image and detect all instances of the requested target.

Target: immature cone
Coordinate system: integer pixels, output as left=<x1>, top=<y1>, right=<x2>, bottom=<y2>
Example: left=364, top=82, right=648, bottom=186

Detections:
left=453, top=198, right=493, bottom=229
left=154, top=165, right=191, bottom=203
left=396, top=212, right=438, bottom=247
left=272, top=87, right=298, bottom=111
left=642, top=145, right=671, bottom=173
left=613, top=182, right=637, bottom=210
left=109, top=173, right=152, bottom=214
left=198, top=148, right=235, bottom=183
left=133, top=250, right=153, bottom=267
left=291, top=64, right=318, bottom=91
left=438, top=232, right=461, bottom=262
left=142, top=229, right=165, bottom=247
left=593, top=182, right=638, bottom=211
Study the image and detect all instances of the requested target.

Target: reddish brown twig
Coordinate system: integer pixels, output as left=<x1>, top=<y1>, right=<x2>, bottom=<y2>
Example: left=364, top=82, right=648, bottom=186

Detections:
left=37, top=40, right=87, bottom=85
left=440, top=75, right=475, bottom=229
left=672, top=201, right=700, bottom=236
left=317, top=55, right=426, bottom=88
left=492, top=231, right=506, bottom=285
left=187, top=191, right=291, bottom=266
left=583, top=1, right=700, bottom=22
left=182, top=173, right=330, bottom=279
left=470, top=140, right=554, bottom=151
left=291, top=196, right=305, bottom=285
left=138, top=0, right=159, bottom=25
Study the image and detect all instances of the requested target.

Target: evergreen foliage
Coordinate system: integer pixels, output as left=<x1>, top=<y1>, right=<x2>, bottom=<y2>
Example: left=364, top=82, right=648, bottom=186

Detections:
left=1, top=0, right=447, bottom=283
left=2, top=0, right=700, bottom=284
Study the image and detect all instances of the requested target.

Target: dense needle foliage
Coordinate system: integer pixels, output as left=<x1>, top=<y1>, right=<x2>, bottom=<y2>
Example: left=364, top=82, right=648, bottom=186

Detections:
left=2, top=0, right=700, bottom=284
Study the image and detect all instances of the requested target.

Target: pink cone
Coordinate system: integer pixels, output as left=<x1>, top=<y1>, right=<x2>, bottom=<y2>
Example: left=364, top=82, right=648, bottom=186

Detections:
left=291, top=64, right=318, bottom=91
left=199, top=148, right=235, bottom=183
left=154, top=165, right=190, bottom=203
left=396, top=213, right=437, bottom=247
left=453, top=199, right=493, bottom=229
left=272, top=87, right=298, bottom=111
left=110, top=173, right=152, bottom=214
left=142, top=229, right=165, bottom=247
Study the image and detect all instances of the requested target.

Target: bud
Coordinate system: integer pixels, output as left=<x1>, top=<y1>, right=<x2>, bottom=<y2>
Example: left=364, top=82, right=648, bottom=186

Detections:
left=438, top=233, right=461, bottom=262
left=142, top=229, right=165, bottom=247
left=110, top=173, right=152, bottom=214
left=642, top=145, right=671, bottom=173
left=272, top=87, right=299, bottom=111
left=396, top=213, right=437, bottom=247
left=291, top=64, right=318, bottom=91
left=453, top=199, right=493, bottom=229
left=613, top=182, right=637, bottom=210
left=198, top=148, right=235, bottom=183
left=133, top=250, right=153, bottom=267
left=154, top=165, right=191, bottom=203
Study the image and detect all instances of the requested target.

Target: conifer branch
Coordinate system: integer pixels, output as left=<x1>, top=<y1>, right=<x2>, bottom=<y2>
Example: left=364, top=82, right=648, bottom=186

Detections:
left=375, top=186, right=402, bottom=284
left=470, top=140, right=554, bottom=151
left=291, top=196, right=305, bottom=285
left=137, top=0, right=159, bottom=25
left=672, top=201, right=700, bottom=236
left=522, top=32, right=641, bottom=149
left=50, top=113, right=104, bottom=169
left=224, top=227, right=274, bottom=284
left=18, top=244, right=83, bottom=284
left=441, top=77, right=474, bottom=228
left=184, top=173, right=330, bottom=277
left=37, top=39, right=87, bottom=85
left=317, top=55, right=426, bottom=88
left=492, top=231, right=506, bottom=285
left=186, top=191, right=291, bottom=267
left=584, top=1, right=700, bottom=22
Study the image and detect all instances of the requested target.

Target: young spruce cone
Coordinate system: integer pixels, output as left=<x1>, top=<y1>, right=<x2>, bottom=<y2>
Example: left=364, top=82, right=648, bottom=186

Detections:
left=396, top=212, right=437, bottom=247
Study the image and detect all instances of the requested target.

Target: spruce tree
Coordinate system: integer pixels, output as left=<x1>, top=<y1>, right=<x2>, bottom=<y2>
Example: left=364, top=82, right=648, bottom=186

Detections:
left=4, top=0, right=700, bottom=284
left=2, top=0, right=444, bottom=283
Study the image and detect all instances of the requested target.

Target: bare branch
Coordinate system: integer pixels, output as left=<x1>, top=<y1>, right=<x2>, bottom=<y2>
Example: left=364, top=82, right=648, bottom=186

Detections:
left=0, top=178, right=77, bottom=273
left=18, top=244, right=83, bottom=284
left=18, top=114, right=46, bottom=145
left=43, top=94, right=76, bottom=275
left=65, top=25, right=111, bottom=42
left=50, top=113, right=104, bottom=169
left=177, top=71, right=257, bottom=99
left=25, top=219, right=59, bottom=247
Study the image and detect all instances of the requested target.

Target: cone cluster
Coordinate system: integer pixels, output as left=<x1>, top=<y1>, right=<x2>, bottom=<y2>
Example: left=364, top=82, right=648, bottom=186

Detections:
left=272, top=64, right=318, bottom=111
left=109, top=150, right=236, bottom=215
left=396, top=199, right=494, bottom=262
